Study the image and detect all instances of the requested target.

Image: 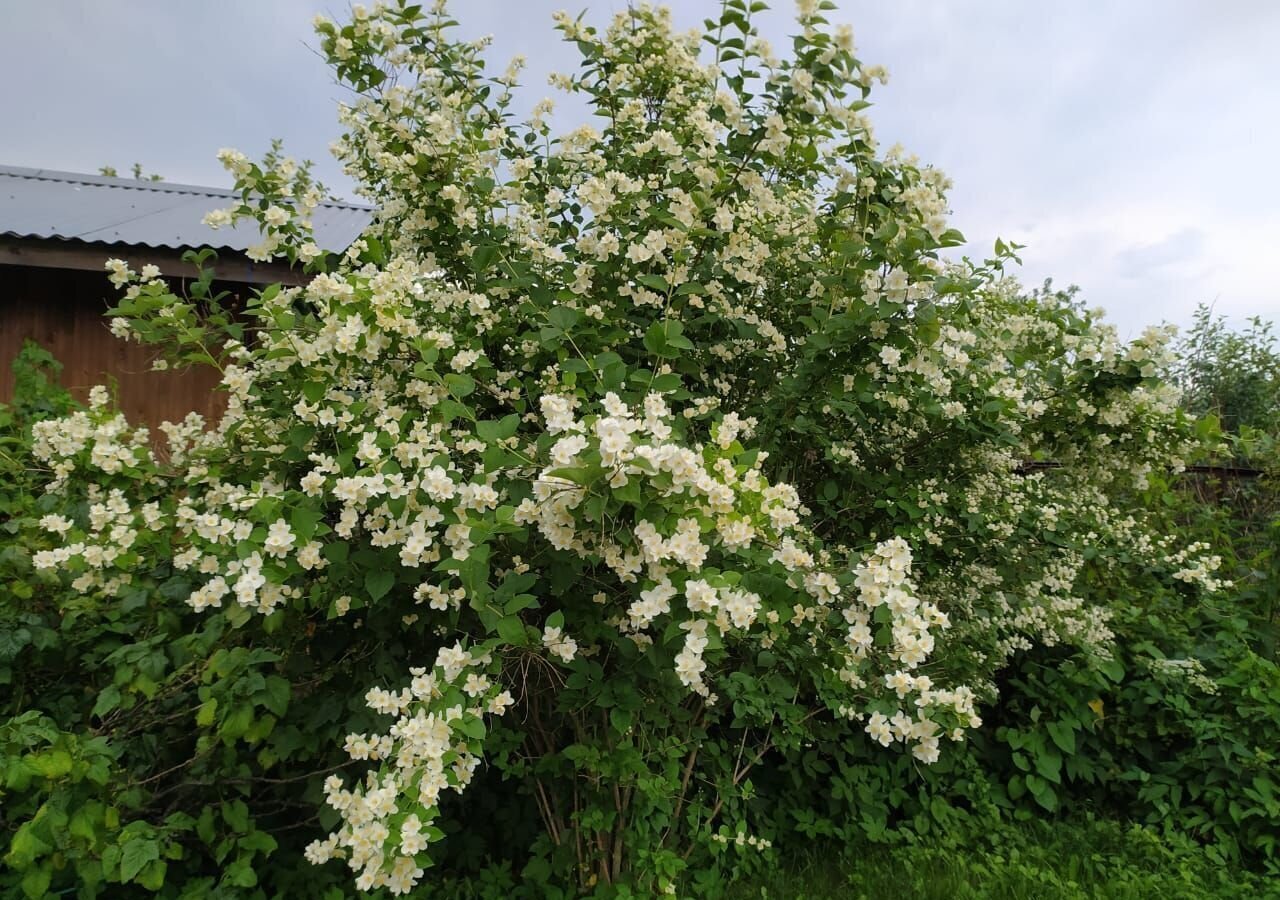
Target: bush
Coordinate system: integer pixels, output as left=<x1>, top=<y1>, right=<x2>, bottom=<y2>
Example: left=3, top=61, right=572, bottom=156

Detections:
left=929, top=302, right=1280, bottom=874
left=1, top=342, right=367, bottom=897
left=726, top=815, right=1269, bottom=899
left=2, top=2, right=1257, bottom=897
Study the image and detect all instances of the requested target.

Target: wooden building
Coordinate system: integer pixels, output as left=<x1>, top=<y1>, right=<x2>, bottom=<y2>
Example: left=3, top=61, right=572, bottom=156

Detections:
left=0, top=165, right=371, bottom=428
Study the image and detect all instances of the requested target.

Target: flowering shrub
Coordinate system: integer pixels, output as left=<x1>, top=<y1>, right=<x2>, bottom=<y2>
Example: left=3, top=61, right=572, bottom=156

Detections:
left=16, top=1, right=1233, bottom=894
left=1, top=346, right=367, bottom=899
left=970, top=303, right=1280, bottom=872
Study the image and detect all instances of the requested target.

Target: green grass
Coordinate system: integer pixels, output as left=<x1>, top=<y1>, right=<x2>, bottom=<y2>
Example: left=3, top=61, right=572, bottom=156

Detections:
left=727, top=817, right=1275, bottom=900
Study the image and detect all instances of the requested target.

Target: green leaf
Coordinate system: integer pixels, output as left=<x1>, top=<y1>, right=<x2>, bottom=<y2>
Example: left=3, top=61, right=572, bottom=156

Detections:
left=220, top=704, right=253, bottom=740
left=222, top=800, right=250, bottom=834
left=547, top=306, right=580, bottom=331
left=458, top=716, right=487, bottom=740
left=470, top=244, right=498, bottom=272
left=366, top=569, right=396, bottom=602
left=260, top=676, right=290, bottom=717
left=138, top=860, right=167, bottom=890
left=226, top=859, right=258, bottom=887
left=92, top=685, right=122, bottom=718
left=495, top=572, right=538, bottom=600
left=196, top=698, right=218, bottom=728
left=505, top=593, right=539, bottom=615
left=20, top=866, right=51, bottom=900
left=644, top=319, right=690, bottom=357
left=7, top=824, right=52, bottom=867
left=290, top=505, right=322, bottom=539
left=301, top=380, right=327, bottom=403
left=444, top=373, right=476, bottom=398
left=1046, top=721, right=1076, bottom=755
left=610, top=708, right=633, bottom=734
left=288, top=424, right=315, bottom=449
left=69, top=807, right=99, bottom=842
left=636, top=274, right=669, bottom=292
left=650, top=373, right=682, bottom=392
left=1098, top=658, right=1125, bottom=682
left=196, top=808, right=215, bottom=844
left=435, top=398, right=472, bottom=423
left=1031, top=784, right=1058, bottom=812
left=27, top=750, right=73, bottom=779
left=496, top=616, right=528, bottom=645
left=1007, top=775, right=1026, bottom=801
left=239, top=831, right=278, bottom=854
left=0, top=627, right=31, bottom=660
left=120, top=838, right=160, bottom=882
left=476, top=413, right=521, bottom=443
left=1034, top=749, right=1062, bottom=783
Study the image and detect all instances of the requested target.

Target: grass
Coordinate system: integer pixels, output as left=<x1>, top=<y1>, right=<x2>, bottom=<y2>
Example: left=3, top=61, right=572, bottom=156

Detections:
left=726, top=816, right=1275, bottom=900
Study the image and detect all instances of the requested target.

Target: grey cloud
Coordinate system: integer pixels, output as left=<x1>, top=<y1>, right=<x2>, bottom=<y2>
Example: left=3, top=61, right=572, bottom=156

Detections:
left=1115, top=228, right=1206, bottom=279
left=1, top=0, right=1277, bottom=337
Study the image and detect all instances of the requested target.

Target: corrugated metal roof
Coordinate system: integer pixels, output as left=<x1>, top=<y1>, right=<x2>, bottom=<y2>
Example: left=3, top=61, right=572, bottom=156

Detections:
left=0, top=164, right=373, bottom=254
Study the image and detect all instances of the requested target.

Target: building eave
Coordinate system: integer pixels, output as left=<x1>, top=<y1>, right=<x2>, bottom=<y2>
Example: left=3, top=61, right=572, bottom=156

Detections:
left=0, top=235, right=309, bottom=286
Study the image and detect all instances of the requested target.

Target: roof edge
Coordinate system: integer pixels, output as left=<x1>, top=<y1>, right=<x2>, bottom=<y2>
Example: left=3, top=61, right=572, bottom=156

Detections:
left=0, top=234, right=311, bottom=286
left=0, top=163, right=372, bottom=211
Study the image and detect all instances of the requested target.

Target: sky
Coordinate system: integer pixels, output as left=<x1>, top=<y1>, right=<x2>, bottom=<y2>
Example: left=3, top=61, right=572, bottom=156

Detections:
left=3, top=0, right=1278, bottom=337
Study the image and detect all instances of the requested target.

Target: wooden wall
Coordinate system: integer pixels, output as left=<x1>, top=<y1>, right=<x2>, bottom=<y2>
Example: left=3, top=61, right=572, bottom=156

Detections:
left=0, top=263, right=229, bottom=430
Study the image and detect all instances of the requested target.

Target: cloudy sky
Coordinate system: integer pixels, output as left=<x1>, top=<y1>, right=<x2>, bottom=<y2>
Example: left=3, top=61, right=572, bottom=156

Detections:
left=3, top=0, right=1277, bottom=336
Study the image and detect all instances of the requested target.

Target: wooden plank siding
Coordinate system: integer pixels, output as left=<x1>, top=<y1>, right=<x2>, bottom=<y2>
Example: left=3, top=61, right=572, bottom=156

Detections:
left=0, top=262, right=236, bottom=430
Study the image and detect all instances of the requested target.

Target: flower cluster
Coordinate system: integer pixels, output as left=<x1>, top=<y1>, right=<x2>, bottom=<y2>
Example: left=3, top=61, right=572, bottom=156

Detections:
left=203, top=140, right=331, bottom=264
left=303, top=642, right=511, bottom=895
left=1143, top=656, right=1219, bottom=695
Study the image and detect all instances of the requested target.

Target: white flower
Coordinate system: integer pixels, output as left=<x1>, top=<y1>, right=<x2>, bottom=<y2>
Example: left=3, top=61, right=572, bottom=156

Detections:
left=542, top=625, right=578, bottom=663
left=202, top=208, right=233, bottom=229
left=866, top=712, right=893, bottom=747
left=488, top=690, right=514, bottom=715
left=264, top=205, right=291, bottom=228
left=684, top=579, right=718, bottom=614
left=263, top=518, right=296, bottom=558
left=39, top=514, right=74, bottom=536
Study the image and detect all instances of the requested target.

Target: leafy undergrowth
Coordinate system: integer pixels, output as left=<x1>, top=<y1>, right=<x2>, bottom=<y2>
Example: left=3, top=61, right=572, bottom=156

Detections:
left=728, top=816, right=1273, bottom=900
